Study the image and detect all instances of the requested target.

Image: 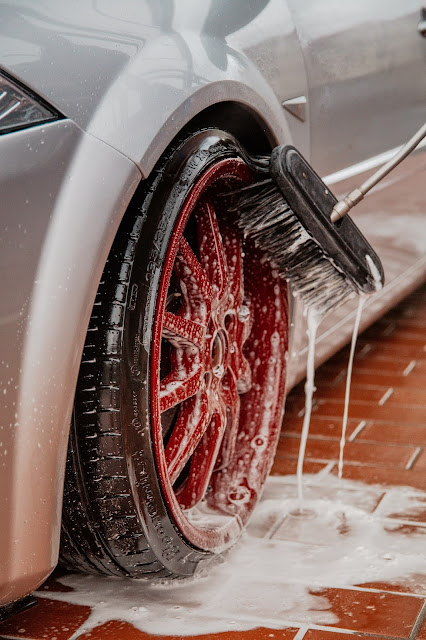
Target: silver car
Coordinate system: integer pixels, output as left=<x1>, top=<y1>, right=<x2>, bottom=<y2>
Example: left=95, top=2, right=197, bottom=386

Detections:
left=0, top=0, right=425, bottom=615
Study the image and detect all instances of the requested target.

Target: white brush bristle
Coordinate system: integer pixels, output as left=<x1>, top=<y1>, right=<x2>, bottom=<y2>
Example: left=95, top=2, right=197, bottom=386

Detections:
left=233, top=179, right=356, bottom=315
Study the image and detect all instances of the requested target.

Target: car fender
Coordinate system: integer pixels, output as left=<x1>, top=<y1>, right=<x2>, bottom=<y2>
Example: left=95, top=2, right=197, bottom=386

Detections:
left=0, top=2, right=303, bottom=173
left=84, top=32, right=295, bottom=175
left=0, top=120, right=140, bottom=606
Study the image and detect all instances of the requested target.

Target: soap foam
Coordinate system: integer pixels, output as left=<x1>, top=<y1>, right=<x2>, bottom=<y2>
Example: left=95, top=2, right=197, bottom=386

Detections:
left=44, top=475, right=426, bottom=638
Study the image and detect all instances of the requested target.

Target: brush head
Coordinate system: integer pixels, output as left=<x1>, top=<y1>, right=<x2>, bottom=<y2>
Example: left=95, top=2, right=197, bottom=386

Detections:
left=234, top=146, right=384, bottom=315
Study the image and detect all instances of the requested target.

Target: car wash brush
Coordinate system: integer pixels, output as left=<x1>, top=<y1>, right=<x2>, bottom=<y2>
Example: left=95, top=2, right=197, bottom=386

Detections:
left=234, top=121, right=426, bottom=314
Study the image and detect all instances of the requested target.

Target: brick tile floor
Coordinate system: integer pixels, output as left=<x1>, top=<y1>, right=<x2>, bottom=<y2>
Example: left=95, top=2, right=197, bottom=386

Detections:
left=1, top=283, right=425, bottom=640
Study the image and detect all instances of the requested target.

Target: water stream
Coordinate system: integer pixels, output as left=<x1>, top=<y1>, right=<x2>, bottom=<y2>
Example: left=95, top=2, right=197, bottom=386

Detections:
left=297, top=253, right=383, bottom=500
left=296, top=307, right=321, bottom=505
left=338, top=296, right=366, bottom=478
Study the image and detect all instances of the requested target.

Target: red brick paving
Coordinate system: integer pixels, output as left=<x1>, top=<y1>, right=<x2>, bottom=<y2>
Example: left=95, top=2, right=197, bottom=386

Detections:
left=1, top=284, right=425, bottom=640
left=303, top=633, right=366, bottom=640
left=269, top=458, right=327, bottom=476
left=308, top=587, right=423, bottom=637
left=282, top=416, right=361, bottom=439
left=0, top=597, right=91, bottom=639
left=276, top=436, right=418, bottom=467
left=328, top=463, right=426, bottom=490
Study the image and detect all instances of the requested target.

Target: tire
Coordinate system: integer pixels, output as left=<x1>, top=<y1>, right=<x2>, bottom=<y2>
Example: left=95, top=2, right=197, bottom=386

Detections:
left=60, top=128, right=289, bottom=578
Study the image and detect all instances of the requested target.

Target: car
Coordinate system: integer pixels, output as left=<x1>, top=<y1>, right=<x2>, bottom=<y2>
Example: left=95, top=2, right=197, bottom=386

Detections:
left=1, top=0, right=425, bottom=618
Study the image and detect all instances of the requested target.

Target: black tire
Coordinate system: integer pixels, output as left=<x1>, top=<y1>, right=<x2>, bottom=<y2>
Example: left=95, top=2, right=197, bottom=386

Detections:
left=60, top=128, right=288, bottom=578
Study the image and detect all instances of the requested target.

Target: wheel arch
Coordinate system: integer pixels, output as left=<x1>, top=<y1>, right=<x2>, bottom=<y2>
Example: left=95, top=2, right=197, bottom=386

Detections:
left=186, top=101, right=277, bottom=155
left=122, top=79, right=293, bottom=177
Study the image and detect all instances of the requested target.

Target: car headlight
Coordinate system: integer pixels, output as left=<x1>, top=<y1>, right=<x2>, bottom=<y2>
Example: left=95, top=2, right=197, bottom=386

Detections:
left=0, top=71, right=60, bottom=135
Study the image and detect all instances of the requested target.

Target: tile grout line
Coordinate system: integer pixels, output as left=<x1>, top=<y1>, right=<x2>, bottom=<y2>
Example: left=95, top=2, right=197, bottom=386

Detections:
left=358, top=343, right=373, bottom=358
left=280, top=434, right=424, bottom=447
left=284, top=415, right=426, bottom=427
left=317, top=382, right=416, bottom=391
left=349, top=420, right=367, bottom=441
left=292, top=624, right=309, bottom=640
left=297, top=400, right=319, bottom=418
left=0, top=636, right=40, bottom=640
left=299, top=622, right=422, bottom=639
left=68, top=623, right=89, bottom=640
left=332, top=370, right=346, bottom=386
left=266, top=515, right=286, bottom=539
left=378, top=387, right=394, bottom=406
left=406, top=446, right=422, bottom=470
left=276, top=456, right=420, bottom=470
left=0, top=636, right=37, bottom=640
left=316, top=461, right=335, bottom=478
left=403, top=360, right=417, bottom=376
left=383, top=515, right=426, bottom=529
left=382, top=321, right=397, bottom=336
left=291, top=399, right=426, bottom=409
left=0, top=636, right=38, bottom=640
left=409, top=599, right=426, bottom=640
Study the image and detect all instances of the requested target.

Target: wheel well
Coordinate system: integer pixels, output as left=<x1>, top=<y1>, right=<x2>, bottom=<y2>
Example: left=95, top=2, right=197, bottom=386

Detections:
left=184, top=101, right=276, bottom=156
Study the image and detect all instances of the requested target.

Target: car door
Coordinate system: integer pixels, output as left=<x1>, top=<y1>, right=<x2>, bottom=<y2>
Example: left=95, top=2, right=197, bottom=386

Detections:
left=284, top=0, right=426, bottom=385
left=286, top=0, right=426, bottom=174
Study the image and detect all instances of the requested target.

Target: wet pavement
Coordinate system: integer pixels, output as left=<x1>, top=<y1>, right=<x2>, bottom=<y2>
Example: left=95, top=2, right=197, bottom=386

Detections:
left=1, top=283, right=425, bottom=640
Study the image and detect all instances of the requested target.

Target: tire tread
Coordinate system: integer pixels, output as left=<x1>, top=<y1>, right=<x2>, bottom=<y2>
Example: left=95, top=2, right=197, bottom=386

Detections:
left=61, top=211, right=173, bottom=578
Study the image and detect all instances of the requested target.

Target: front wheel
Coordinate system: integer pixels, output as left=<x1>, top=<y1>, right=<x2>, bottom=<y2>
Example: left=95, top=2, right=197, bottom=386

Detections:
left=61, top=128, right=289, bottom=578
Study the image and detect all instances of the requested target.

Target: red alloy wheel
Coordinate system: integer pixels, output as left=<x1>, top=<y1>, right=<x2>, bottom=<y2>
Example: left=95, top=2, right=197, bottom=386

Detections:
left=151, top=157, right=289, bottom=552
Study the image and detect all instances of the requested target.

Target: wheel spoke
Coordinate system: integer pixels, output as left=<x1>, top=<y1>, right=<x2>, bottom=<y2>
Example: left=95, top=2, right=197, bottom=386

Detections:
left=162, top=311, right=205, bottom=349
left=176, top=408, right=227, bottom=509
left=226, top=302, right=252, bottom=393
left=165, top=391, right=211, bottom=485
left=196, top=199, right=228, bottom=298
left=223, top=307, right=252, bottom=395
left=236, top=354, right=252, bottom=393
left=160, top=352, right=204, bottom=412
left=221, top=221, right=244, bottom=305
left=215, top=369, right=240, bottom=469
left=176, top=237, right=213, bottom=324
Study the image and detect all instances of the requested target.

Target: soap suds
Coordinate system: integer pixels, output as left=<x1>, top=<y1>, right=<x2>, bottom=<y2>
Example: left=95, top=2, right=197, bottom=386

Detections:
left=366, top=254, right=383, bottom=291
left=44, top=475, right=426, bottom=638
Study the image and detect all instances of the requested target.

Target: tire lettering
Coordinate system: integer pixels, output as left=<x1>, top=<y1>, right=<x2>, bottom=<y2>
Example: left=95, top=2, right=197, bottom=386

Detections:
left=137, top=458, right=180, bottom=559
left=128, top=283, right=138, bottom=310
left=132, top=390, right=139, bottom=418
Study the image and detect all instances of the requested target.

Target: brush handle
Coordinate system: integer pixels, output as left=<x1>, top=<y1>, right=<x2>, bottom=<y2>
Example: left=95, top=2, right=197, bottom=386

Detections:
left=331, top=121, right=426, bottom=222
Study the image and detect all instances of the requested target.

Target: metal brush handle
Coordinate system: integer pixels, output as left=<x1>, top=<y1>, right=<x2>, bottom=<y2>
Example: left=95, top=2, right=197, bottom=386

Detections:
left=331, top=121, right=426, bottom=222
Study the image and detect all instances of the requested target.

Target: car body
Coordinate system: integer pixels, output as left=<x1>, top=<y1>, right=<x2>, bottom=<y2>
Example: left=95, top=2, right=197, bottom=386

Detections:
left=0, top=0, right=425, bottom=613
